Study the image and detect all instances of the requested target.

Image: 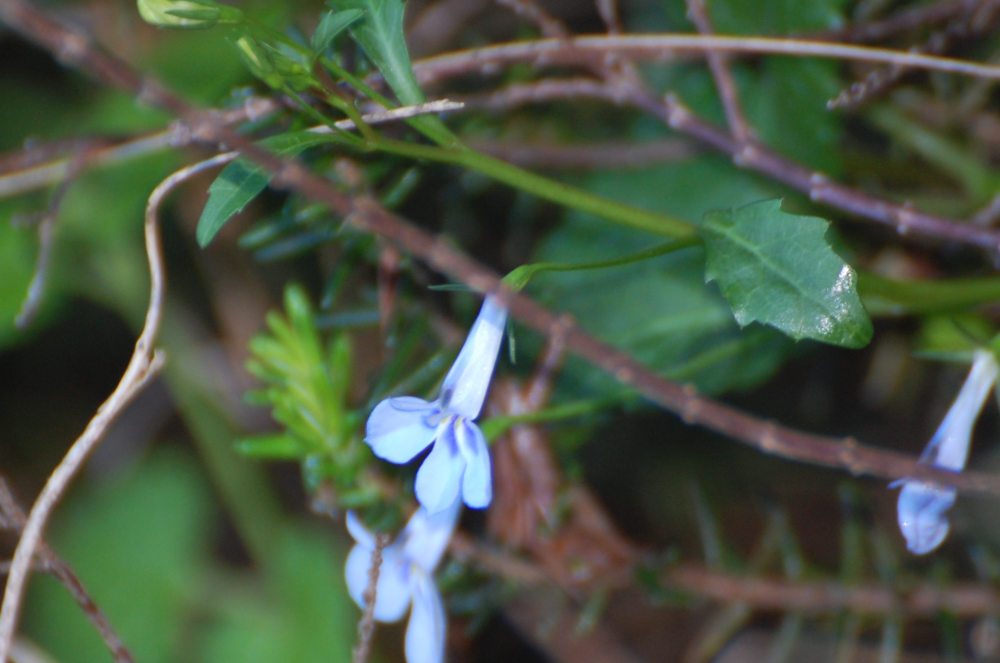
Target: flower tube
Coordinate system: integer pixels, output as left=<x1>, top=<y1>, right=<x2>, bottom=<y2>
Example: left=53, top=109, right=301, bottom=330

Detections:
left=366, top=297, right=507, bottom=513
left=895, top=349, right=999, bottom=554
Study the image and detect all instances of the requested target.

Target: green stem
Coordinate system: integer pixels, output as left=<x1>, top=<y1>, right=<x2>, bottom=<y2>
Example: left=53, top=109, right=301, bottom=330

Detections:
left=370, top=137, right=695, bottom=238
left=284, top=88, right=369, bottom=146
left=479, top=394, right=630, bottom=439
left=504, top=238, right=699, bottom=290
left=319, top=56, right=460, bottom=148
left=858, top=270, right=1000, bottom=315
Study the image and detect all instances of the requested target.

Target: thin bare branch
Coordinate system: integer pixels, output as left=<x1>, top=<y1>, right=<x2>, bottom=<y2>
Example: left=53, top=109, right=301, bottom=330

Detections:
left=814, top=0, right=983, bottom=43
left=666, top=564, right=1000, bottom=617
left=0, top=151, right=235, bottom=661
left=0, top=479, right=135, bottom=662
left=829, top=1, right=1000, bottom=110
left=352, top=532, right=390, bottom=663
left=14, top=161, right=78, bottom=328
left=0, top=98, right=460, bottom=200
left=411, top=34, right=1000, bottom=88
left=468, top=135, right=698, bottom=169
left=684, top=0, right=753, bottom=143
left=454, top=531, right=1000, bottom=618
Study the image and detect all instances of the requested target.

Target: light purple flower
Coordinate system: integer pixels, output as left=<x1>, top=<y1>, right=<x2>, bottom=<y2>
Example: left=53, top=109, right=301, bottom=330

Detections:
left=366, top=296, right=507, bottom=513
left=344, top=502, right=460, bottom=663
left=895, top=349, right=999, bottom=554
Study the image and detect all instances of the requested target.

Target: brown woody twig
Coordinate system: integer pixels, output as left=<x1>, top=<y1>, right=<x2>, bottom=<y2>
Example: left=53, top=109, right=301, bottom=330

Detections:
left=0, top=479, right=134, bottom=663
left=467, top=136, right=698, bottom=169
left=351, top=532, right=391, bottom=663
left=684, top=0, right=754, bottom=143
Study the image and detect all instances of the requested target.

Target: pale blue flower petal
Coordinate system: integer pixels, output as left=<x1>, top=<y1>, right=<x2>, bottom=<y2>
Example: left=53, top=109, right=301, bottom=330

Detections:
left=440, top=296, right=507, bottom=420
left=922, top=349, right=999, bottom=470
left=893, top=350, right=999, bottom=554
left=455, top=419, right=491, bottom=509
left=415, top=427, right=464, bottom=514
left=345, top=510, right=375, bottom=548
left=404, top=569, right=446, bottom=663
left=401, top=502, right=462, bottom=573
left=367, top=396, right=439, bottom=463
left=344, top=537, right=412, bottom=623
left=897, top=480, right=957, bottom=555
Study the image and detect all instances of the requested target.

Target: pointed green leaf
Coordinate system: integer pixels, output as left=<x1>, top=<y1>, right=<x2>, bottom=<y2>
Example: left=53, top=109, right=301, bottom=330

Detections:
left=327, top=0, right=422, bottom=105
left=326, top=0, right=453, bottom=144
left=311, top=8, right=364, bottom=55
left=701, top=199, right=872, bottom=348
left=196, top=131, right=339, bottom=247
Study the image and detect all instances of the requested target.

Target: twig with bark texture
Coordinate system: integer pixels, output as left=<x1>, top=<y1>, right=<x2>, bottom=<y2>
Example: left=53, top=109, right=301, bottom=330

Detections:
left=0, top=479, right=134, bottom=663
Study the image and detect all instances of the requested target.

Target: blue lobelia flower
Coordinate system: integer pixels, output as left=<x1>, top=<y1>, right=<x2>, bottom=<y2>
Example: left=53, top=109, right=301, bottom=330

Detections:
left=344, top=501, right=460, bottom=663
left=895, top=349, right=999, bottom=554
left=366, top=296, right=507, bottom=513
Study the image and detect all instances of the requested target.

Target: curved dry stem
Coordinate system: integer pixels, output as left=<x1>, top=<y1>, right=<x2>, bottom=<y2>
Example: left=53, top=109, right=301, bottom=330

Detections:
left=411, top=34, right=1000, bottom=86
left=0, top=153, right=233, bottom=662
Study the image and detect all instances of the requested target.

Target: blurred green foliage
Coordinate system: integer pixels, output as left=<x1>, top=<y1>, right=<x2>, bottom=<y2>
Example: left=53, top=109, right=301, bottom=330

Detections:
left=23, top=451, right=354, bottom=663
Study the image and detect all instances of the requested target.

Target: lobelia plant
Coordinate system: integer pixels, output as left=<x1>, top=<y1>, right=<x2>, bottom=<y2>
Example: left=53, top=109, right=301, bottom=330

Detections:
left=894, top=349, right=1000, bottom=554
left=365, top=296, right=507, bottom=513
left=344, top=501, right=461, bottom=663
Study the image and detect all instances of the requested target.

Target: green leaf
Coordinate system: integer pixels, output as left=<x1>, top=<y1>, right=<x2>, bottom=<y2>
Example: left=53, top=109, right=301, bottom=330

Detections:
left=327, top=0, right=421, bottom=105
left=196, top=131, right=339, bottom=247
left=311, top=8, right=364, bottom=55
left=532, top=142, right=793, bottom=397
left=326, top=0, right=453, bottom=144
left=701, top=199, right=872, bottom=348
left=537, top=231, right=791, bottom=399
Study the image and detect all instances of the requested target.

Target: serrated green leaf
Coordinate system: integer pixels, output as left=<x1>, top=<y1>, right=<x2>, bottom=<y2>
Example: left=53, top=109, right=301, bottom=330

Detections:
left=196, top=131, right=339, bottom=247
left=311, top=8, right=364, bottom=55
left=533, top=149, right=792, bottom=397
left=701, top=199, right=872, bottom=348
